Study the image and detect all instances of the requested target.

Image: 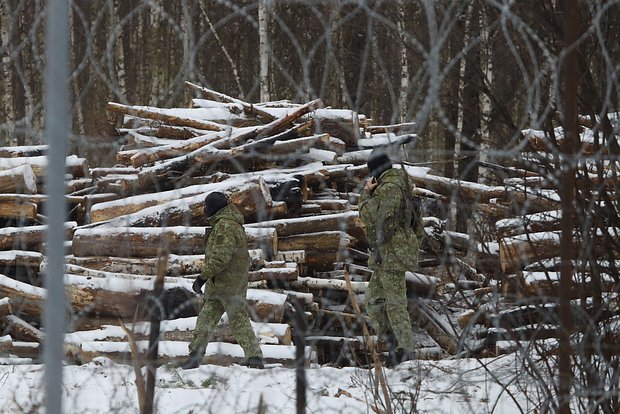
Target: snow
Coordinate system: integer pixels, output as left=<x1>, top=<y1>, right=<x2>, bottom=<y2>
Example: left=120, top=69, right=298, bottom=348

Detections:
left=0, top=354, right=540, bottom=413
left=90, top=175, right=264, bottom=218
left=0, top=274, right=46, bottom=297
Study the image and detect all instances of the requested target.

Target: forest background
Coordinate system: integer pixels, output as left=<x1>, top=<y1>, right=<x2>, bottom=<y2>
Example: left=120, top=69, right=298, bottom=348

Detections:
left=2, top=0, right=618, bottom=180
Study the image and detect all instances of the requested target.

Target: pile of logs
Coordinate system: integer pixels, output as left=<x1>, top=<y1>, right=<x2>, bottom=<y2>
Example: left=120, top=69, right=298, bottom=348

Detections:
left=0, top=81, right=618, bottom=367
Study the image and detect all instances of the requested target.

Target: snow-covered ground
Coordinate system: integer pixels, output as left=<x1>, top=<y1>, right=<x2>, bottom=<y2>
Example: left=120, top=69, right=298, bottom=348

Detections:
left=0, top=354, right=540, bottom=413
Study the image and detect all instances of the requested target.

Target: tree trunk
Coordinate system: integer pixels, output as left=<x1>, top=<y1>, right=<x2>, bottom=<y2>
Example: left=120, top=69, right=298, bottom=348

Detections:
left=258, top=0, right=271, bottom=102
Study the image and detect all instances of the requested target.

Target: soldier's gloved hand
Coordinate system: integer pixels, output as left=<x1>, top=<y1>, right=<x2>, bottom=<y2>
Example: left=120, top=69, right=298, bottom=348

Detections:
left=192, top=277, right=206, bottom=294
left=373, top=249, right=382, bottom=265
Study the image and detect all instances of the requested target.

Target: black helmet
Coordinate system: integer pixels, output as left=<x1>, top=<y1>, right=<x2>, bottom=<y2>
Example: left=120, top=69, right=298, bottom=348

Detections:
left=204, top=192, right=228, bottom=218
left=367, top=149, right=392, bottom=179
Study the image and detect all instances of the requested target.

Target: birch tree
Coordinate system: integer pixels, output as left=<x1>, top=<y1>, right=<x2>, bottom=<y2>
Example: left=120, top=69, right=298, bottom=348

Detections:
left=258, top=0, right=271, bottom=102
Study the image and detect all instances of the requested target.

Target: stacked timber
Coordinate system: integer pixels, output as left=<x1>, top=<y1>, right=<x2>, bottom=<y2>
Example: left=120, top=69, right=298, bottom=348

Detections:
left=454, top=120, right=620, bottom=357
left=2, top=82, right=617, bottom=366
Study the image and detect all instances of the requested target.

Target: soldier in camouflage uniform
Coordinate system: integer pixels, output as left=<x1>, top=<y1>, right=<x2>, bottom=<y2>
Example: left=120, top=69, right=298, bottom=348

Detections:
left=181, top=192, right=264, bottom=369
left=358, top=150, right=422, bottom=364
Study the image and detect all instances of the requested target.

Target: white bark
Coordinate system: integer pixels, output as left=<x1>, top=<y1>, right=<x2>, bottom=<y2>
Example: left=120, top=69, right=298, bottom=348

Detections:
left=397, top=0, right=409, bottom=123
left=258, top=0, right=271, bottom=102
left=479, top=4, right=492, bottom=184
left=1, top=4, right=14, bottom=145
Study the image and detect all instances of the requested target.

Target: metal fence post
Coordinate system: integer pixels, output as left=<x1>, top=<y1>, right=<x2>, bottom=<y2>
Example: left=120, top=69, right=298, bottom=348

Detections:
left=43, top=1, right=69, bottom=413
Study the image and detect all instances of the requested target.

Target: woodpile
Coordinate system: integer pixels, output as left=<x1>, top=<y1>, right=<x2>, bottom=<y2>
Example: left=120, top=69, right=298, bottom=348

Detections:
left=0, top=82, right=618, bottom=367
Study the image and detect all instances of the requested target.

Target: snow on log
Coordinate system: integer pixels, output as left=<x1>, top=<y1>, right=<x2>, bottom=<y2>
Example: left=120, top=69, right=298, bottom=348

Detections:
left=65, top=316, right=291, bottom=347
left=185, top=81, right=277, bottom=124
left=64, top=249, right=265, bottom=276
left=289, top=276, right=367, bottom=294
left=277, top=231, right=354, bottom=253
left=495, top=210, right=562, bottom=238
left=246, top=210, right=363, bottom=238
left=0, top=144, right=47, bottom=158
left=96, top=177, right=273, bottom=226
left=0, top=275, right=45, bottom=317
left=405, top=271, right=444, bottom=298
left=523, top=270, right=619, bottom=299
left=127, top=128, right=241, bottom=167
left=0, top=315, right=43, bottom=342
left=0, top=165, right=37, bottom=194
left=0, top=199, right=38, bottom=220
left=71, top=226, right=278, bottom=258
left=107, top=102, right=225, bottom=132
left=90, top=176, right=272, bottom=223
left=409, top=298, right=459, bottom=355
left=0, top=251, right=43, bottom=272
left=500, top=231, right=563, bottom=273
left=0, top=297, right=12, bottom=317
left=71, top=340, right=309, bottom=367
left=249, top=266, right=298, bottom=282
left=0, top=334, right=11, bottom=354
left=0, top=155, right=90, bottom=179
left=0, top=222, right=76, bottom=251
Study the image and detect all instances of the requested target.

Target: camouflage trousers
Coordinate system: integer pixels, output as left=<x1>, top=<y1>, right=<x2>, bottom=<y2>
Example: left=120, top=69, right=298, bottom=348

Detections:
left=365, top=265, right=416, bottom=352
left=189, top=285, right=262, bottom=359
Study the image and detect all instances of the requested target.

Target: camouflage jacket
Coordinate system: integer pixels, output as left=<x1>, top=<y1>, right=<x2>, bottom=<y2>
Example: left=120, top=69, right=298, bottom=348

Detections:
left=201, top=204, right=250, bottom=293
left=358, top=168, right=421, bottom=270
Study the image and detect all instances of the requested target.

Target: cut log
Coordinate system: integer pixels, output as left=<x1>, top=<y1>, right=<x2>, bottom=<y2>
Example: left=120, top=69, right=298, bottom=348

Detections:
left=409, top=298, right=459, bottom=355
left=107, top=102, right=224, bottom=132
left=0, top=165, right=37, bottom=194
left=135, top=101, right=322, bottom=189
left=500, top=231, right=572, bottom=273
left=90, top=177, right=272, bottom=224
left=495, top=210, right=562, bottom=238
left=249, top=266, right=299, bottom=282
left=304, top=198, right=350, bottom=211
left=0, top=155, right=90, bottom=179
left=307, top=148, right=338, bottom=164
left=278, top=231, right=354, bottom=252
left=273, top=250, right=306, bottom=263
left=71, top=340, right=308, bottom=367
left=246, top=211, right=363, bottom=238
left=0, top=297, right=12, bottom=317
left=0, top=200, right=37, bottom=220
left=289, top=276, right=367, bottom=293
left=0, top=144, right=47, bottom=158
left=64, top=249, right=265, bottom=276
left=523, top=270, right=619, bottom=299
left=304, top=109, right=360, bottom=148
left=186, top=81, right=277, bottom=124
left=13, top=268, right=286, bottom=321
left=0, top=335, right=11, bottom=354
left=112, top=179, right=272, bottom=227
left=336, top=149, right=372, bottom=164
left=0, top=222, right=76, bottom=251
left=0, top=251, right=43, bottom=272
left=10, top=341, right=40, bottom=358
left=72, top=226, right=278, bottom=258
left=127, top=129, right=234, bottom=167
left=263, top=134, right=330, bottom=155
left=65, top=317, right=292, bottom=347
left=1, top=315, right=44, bottom=342
left=0, top=275, right=45, bottom=318
left=366, top=122, right=417, bottom=135
left=405, top=271, right=444, bottom=298
left=90, top=167, right=139, bottom=179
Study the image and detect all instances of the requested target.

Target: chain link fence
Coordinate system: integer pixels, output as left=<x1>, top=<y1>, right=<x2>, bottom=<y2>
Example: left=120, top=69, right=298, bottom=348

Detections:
left=1, top=1, right=619, bottom=413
